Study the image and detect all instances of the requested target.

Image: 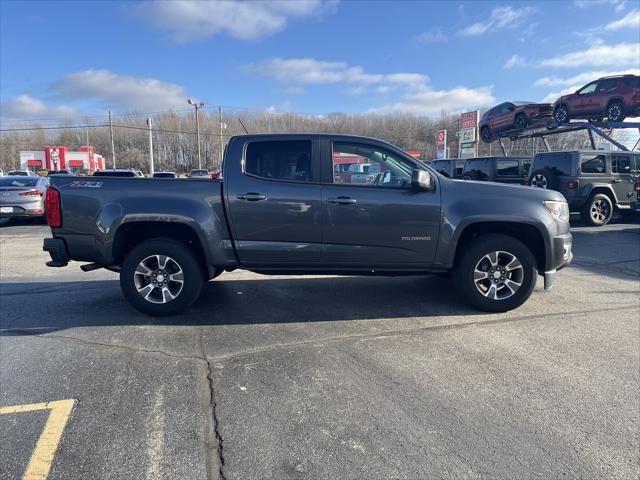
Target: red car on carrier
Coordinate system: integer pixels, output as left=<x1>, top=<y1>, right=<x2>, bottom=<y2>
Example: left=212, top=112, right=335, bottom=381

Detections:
left=479, top=101, right=553, bottom=142
left=553, top=74, right=640, bottom=123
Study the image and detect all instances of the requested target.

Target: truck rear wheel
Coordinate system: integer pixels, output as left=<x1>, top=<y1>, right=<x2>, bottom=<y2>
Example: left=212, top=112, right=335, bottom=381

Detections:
left=120, top=238, right=204, bottom=316
left=454, top=234, right=537, bottom=312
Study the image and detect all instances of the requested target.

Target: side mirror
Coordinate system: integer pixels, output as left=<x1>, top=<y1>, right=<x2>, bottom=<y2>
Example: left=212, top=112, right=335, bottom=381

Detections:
left=411, top=169, right=434, bottom=191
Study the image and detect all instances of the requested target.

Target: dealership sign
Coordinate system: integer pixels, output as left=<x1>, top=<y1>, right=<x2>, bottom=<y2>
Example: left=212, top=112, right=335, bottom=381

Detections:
left=458, top=110, right=479, bottom=159
left=436, top=130, right=447, bottom=159
left=459, top=127, right=476, bottom=143
left=460, top=111, right=479, bottom=129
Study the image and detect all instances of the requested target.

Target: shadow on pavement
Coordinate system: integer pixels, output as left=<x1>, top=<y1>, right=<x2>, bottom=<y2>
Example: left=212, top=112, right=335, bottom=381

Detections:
left=0, top=275, right=478, bottom=335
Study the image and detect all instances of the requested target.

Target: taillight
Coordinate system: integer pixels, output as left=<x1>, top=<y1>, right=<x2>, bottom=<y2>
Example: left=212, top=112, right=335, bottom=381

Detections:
left=567, top=179, right=579, bottom=190
left=45, top=188, right=61, bottom=227
left=635, top=180, right=640, bottom=200
left=19, top=190, right=43, bottom=197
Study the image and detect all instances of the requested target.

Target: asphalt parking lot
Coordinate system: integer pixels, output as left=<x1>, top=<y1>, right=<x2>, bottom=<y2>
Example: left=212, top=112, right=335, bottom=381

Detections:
left=1, top=217, right=639, bottom=480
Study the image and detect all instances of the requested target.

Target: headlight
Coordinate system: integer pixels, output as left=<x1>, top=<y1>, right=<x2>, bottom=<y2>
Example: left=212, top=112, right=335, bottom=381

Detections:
left=544, top=200, right=569, bottom=222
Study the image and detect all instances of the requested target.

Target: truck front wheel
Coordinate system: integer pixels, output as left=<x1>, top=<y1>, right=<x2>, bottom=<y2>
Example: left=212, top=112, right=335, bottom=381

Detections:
left=120, top=238, right=204, bottom=316
left=454, top=234, right=537, bottom=312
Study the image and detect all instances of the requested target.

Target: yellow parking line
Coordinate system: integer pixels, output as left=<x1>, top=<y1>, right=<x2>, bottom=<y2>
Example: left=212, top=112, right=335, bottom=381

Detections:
left=0, top=399, right=76, bottom=480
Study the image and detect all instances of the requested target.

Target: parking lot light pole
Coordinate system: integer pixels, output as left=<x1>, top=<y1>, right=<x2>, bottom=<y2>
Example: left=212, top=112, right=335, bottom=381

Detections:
left=188, top=99, right=205, bottom=170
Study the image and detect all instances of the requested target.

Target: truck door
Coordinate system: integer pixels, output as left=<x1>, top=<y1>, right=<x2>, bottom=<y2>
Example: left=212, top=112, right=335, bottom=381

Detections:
left=224, top=138, right=322, bottom=264
left=611, top=153, right=636, bottom=206
left=320, top=139, right=440, bottom=266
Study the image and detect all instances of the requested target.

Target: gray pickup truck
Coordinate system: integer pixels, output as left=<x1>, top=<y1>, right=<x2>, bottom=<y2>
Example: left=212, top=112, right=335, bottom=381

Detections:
left=43, top=134, right=573, bottom=316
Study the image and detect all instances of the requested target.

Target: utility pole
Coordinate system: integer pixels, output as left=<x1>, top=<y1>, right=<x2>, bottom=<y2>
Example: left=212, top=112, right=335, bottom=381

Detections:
left=109, top=110, right=116, bottom=168
left=147, top=117, right=154, bottom=176
left=219, top=106, right=226, bottom=167
left=187, top=99, right=204, bottom=170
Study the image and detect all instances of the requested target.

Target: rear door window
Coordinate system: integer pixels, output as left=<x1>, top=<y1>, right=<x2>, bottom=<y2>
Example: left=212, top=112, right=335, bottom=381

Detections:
left=597, top=78, right=618, bottom=92
left=532, top=153, right=573, bottom=176
left=496, top=160, right=519, bottom=176
left=580, top=154, right=607, bottom=174
left=245, top=140, right=313, bottom=182
left=611, top=155, right=631, bottom=174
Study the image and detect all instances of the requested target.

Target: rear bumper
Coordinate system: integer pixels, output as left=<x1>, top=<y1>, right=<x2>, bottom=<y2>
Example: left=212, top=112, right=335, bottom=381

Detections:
left=43, top=237, right=69, bottom=267
left=0, top=205, right=44, bottom=217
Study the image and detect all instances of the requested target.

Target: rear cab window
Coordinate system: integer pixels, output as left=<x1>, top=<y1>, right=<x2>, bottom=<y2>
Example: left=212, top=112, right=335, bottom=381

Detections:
left=245, top=140, right=313, bottom=182
left=531, top=153, right=574, bottom=177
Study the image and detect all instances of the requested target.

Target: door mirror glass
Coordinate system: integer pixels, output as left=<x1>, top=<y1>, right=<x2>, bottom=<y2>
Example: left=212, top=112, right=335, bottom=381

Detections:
left=411, top=169, right=433, bottom=190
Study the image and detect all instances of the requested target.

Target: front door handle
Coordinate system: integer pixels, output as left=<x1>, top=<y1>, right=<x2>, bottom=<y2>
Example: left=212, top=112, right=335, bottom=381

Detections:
left=611, top=179, right=622, bottom=183
left=328, top=196, right=357, bottom=205
left=237, top=192, right=267, bottom=201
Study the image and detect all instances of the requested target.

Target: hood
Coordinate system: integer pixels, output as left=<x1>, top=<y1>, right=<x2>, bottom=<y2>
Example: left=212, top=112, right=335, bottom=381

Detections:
left=441, top=177, right=566, bottom=203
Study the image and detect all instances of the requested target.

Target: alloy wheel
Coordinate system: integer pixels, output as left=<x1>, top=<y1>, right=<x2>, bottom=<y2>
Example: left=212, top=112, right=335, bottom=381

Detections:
left=134, top=254, right=184, bottom=304
left=474, top=251, right=524, bottom=300
left=555, top=106, right=568, bottom=123
left=590, top=199, right=610, bottom=224
left=608, top=104, right=622, bottom=122
left=531, top=174, right=548, bottom=188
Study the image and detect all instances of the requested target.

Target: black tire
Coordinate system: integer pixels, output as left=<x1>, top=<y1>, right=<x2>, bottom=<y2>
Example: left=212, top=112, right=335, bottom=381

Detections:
left=581, top=193, right=613, bottom=226
left=454, top=234, right=537, bottom=312
left=606, top=101, right=625, bottom=122
left=480, top=126, right=492, bottom=143
left=515, top=114, right=528, bottom=130
left=462, top=175, right=473, bottom=181
left=120, top=238, right=204, bottom=316
left=554, top=104, right=569, bottom=123
left=529, top=169, right=558, bottom=190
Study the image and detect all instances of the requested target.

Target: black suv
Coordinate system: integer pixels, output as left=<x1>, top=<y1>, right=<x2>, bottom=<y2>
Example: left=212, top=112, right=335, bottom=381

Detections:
left=528, top=150, right=640, bottom=226
left=431, top=158, right=466, bottom=179
left=461, top=156, right=531, bottom=184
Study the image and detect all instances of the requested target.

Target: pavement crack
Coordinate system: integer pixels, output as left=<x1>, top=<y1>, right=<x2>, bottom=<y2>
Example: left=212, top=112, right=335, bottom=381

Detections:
left=200, top=330, right=226, bottom=480
left=5, top=331, right=204, bottom=362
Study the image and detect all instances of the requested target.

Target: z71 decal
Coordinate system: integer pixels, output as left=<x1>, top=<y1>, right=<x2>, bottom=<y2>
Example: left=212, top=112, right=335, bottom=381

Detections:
left=69, top=180, right=103, bottom=188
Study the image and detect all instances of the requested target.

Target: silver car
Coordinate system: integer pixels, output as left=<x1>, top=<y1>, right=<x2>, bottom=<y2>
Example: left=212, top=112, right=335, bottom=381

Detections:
left=0, top=176, right=49, bottom=219
left=188, top=169, right=210, bottom=179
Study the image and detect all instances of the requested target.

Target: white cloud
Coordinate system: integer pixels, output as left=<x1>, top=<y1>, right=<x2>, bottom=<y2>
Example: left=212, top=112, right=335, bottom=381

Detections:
left=461, top=6, right=536, bottom=36
left=248, top=58, right=428, bottom=88
left=0, top=95, right=79, bottom=120
left=132, top=0, right=338, bottom=43
left=534, top=69, right=640, bottom=87
left=370, top=85, right=495, bottom=116
left=605, top=8, right=640, bottom=30
left=574, top=0, right=627, bottom=12
left=538, top=42, right=640, bottom=68
left=51, top=69, right=189, bottom=111
left=417, top=27, right=447, bottom=43
left=503, top=54, right=527, bottom=69
left=249, top=57, right=492, bottom=116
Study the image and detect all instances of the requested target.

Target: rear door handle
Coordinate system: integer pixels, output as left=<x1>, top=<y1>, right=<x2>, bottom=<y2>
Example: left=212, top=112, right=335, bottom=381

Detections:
left=328, top=196, right=357, bottom=205
left=611, top=179, right=622, bottom=183
left=236, top=193, right=267, bottom=201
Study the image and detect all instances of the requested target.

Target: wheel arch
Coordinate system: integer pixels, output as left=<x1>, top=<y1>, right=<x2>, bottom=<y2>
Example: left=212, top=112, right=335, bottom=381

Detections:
left=585, top=185, right=618, bottom=206
left=112, top=221, right=214, bottom=278
left=451, top=221, right=547, bottom=273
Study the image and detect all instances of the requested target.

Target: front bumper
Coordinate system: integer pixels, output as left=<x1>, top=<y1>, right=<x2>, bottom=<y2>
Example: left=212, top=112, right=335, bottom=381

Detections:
left=544, top=233, right=573, bottom=289
left=43, top=237, right=69, bottom=267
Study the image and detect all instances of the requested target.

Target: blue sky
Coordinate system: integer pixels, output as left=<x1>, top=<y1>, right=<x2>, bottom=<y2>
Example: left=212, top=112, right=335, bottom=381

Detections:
left=0, top=0, right=638, bottom=121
